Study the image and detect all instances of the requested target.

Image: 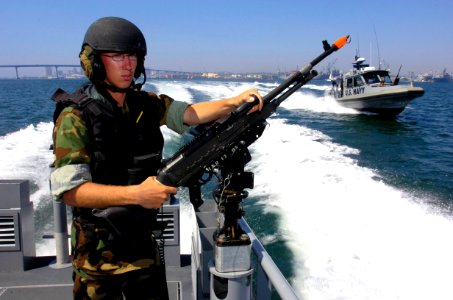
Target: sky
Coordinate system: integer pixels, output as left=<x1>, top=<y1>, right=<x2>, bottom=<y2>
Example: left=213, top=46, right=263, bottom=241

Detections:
left=1, top=0, right=452, bottom=76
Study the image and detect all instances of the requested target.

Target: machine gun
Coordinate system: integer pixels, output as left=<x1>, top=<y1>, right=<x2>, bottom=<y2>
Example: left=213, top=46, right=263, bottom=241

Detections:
left=156, top=36, right=349, bottom=254
left=158, top=35, right=349, bottom=189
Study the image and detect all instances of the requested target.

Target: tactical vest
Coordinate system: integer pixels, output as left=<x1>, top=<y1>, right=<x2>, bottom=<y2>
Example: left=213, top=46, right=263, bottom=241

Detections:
left=52, top=85, right=164, bottom=186
left=52, top=86, right=167, bottom=265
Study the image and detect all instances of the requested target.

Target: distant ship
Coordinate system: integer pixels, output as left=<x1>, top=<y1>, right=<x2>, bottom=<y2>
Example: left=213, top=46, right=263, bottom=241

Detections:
left=432, top=68, right=453, bottom=83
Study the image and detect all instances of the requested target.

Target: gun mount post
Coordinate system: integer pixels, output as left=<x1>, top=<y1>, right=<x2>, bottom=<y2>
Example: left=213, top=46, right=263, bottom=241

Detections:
left=210, top=148, right=254, bottom=299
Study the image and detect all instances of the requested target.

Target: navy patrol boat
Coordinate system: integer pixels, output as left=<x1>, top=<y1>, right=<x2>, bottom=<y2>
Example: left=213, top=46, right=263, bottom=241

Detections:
left=330, top=56, right=424, bottom=116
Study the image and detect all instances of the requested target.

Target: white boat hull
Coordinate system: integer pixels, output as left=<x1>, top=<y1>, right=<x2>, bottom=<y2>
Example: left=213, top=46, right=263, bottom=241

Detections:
left=334, top=85, right=424, bottom=116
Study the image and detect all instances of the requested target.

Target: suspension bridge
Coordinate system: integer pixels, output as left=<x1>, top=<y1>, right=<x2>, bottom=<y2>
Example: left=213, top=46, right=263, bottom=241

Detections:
left=0, top=64, right=201, bottom=79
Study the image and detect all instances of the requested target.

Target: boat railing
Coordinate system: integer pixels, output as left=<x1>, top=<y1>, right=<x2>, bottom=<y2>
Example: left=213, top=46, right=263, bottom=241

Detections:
left=239, top=218, right=300, bottom=300
left=194, top=199, right=301, bottom=300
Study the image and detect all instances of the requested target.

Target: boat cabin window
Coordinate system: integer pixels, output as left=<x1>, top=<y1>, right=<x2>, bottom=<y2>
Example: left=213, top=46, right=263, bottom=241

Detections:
left=346, top=76, right=364, bottom=88
left=353, top=76, right=365, bottom=87
left=363, top=73, right=380, bottom=84
left=363, top=71, right=393, bottom=85
left=381, top=74, right=393, bottom=84
left=346, top=78, right=353, bottom=88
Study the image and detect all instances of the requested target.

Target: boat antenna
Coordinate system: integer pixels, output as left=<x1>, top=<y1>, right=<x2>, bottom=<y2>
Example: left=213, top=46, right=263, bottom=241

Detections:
left=394, top=64, right=402, bottom=85
left=373, top=25, right=381, bottom=70
left=356, top=32, right=360, bottom=59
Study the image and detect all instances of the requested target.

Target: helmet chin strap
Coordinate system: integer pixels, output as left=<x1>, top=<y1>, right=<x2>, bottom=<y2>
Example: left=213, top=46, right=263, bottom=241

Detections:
left=132, top=69, right=147, bottom=91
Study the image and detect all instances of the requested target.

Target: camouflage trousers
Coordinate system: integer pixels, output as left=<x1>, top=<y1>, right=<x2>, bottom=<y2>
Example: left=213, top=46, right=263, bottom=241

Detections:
left=73, top=266, right=169, bottom=300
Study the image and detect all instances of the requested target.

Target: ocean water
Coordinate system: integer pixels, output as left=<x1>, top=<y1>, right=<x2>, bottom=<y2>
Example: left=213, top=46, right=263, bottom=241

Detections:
left=0, top=77, right=452, bottom=299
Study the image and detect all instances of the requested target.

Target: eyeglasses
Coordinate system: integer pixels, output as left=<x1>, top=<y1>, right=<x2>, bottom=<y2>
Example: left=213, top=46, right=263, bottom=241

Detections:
left=102, top=53, right=138, bottom=62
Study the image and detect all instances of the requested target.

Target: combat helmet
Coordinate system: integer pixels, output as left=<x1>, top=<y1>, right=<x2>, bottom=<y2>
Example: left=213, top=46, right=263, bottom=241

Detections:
left=79, top=17, right=147, bottom=87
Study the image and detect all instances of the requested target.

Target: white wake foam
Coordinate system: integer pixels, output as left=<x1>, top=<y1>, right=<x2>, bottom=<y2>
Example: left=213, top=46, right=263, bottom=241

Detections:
left=0, top=122, right=54, bottom=204
left=248, top=118, right=453, bottom=300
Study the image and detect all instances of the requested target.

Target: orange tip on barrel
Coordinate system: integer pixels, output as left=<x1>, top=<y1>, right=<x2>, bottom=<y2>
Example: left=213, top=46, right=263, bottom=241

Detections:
left=332, top=35, right=350, bottom=49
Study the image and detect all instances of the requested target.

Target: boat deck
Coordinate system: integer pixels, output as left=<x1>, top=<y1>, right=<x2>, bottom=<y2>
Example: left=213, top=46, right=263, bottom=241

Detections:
left=0, top=256, right=72, bottom=300
left=0, top=255, right=195, bottom=300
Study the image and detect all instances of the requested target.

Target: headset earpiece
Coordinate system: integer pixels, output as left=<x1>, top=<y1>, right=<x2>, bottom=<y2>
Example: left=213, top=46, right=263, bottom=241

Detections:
left=79, top=47, right=94, bottom=79
left=79, top=45, right=105, bottom=81
left=91, top=55, right=105, bottom=80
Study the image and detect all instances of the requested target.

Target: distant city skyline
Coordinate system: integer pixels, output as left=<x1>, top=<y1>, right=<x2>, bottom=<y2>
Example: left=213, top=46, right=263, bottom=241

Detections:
left=1, top=0, right=452, bottom=76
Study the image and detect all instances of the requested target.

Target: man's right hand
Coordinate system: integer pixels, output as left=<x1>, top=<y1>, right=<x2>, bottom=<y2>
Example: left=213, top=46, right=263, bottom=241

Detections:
left=132, top=176, right=178, bottom=209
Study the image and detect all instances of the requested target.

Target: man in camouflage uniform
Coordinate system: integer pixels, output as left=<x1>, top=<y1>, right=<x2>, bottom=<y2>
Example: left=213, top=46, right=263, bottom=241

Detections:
left=50, top=17, right=262, bottom=299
